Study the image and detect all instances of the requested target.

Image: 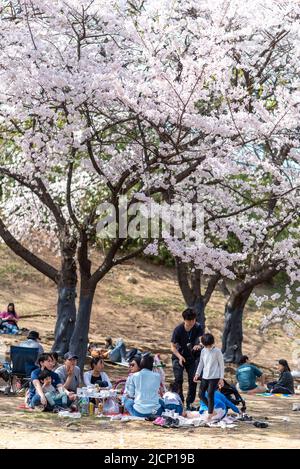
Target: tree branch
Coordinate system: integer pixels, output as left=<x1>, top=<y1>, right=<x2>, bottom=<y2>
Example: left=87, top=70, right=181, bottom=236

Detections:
left=90, top=238, right=124, bottom=286
left=203, top=273, right=221, bottom=306
left=112, top=241, right=151, bottom=266
left=0, top=166, right=66, bottom=230
left=0, top=217, right=59, bottom=283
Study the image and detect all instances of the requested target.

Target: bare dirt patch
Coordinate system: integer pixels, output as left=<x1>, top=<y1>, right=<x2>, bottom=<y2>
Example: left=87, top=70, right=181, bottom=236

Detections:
left=0, top=394, right=299, bottom=449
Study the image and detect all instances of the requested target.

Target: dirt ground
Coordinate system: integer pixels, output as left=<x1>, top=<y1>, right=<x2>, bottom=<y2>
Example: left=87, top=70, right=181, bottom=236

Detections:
left=0, top=246, right=299, bottom=449
left=0, top=393, right=299, bottom=449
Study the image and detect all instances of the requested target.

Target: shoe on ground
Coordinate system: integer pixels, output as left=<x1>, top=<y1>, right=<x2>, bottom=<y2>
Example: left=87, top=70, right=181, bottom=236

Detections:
left=253, top=421, right=268, bottom=428
left=162, top=416, right=179, bottom=428
left=169, top=418, right=180, bottom=428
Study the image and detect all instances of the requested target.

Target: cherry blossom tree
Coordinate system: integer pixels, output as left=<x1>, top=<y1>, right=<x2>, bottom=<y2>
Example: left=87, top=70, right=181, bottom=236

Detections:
left=165, top=0, right=300, bottom=361
left=0, top=0, right=299, bottom=366
left=168, top=160, right=299, bottom=362
left=260, top=284, right=300, bottom=338
left=0, top=0, right=241, bottom=365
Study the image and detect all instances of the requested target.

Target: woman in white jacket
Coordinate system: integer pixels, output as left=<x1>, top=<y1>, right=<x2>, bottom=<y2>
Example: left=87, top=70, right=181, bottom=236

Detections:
left=84, top=357, right=112, bottom=388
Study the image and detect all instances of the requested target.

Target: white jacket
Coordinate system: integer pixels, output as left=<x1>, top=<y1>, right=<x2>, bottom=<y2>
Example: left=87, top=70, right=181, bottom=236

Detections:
left=83, top=370, right=112, bottom=389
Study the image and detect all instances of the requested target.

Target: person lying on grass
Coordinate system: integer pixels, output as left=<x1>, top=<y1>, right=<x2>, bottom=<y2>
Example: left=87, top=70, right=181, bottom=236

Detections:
left=88, top=338, right=128, bottom=364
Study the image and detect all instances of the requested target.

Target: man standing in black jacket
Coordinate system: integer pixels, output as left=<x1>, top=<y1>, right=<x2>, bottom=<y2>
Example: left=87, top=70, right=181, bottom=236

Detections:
left=171, top=308, right=203, bottom=410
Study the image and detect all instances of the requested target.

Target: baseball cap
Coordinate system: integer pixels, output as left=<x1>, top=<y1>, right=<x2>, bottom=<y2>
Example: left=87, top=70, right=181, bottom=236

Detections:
left=64, top=352, right=78, bottom=360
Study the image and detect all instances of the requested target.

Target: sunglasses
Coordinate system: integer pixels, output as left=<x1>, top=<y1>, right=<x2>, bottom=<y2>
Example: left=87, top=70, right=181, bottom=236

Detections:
left=129, top=363, right=136, bottom=367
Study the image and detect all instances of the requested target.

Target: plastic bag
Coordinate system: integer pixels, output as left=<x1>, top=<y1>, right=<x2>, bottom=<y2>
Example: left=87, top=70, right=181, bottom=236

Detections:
left=153, top=354, right=167, bottom=395
left=78, top=397, right=89, bottom=415
left=103, top=397, right=120, bottom=415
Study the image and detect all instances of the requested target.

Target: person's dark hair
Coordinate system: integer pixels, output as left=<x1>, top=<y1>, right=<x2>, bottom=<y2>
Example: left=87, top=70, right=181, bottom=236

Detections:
left=201, top=333, right=215, bottom=347
left=140, top=353, right=154, bottom=371
left=182, top=308, right=196, bottom=321
left=27, top=330, right=40, bottom=340
left=38, top=370, right=52, bottom=382
left=239, top=355, right=249, bottom=365
left=131, top=354, right=142, bottom=368
left=38, top=353, right=53, bottom=366
left=169, top=381, right=179, bottom=394
left=90, top=357, right=104, bottom=369
left=51, top=352, right=58, bottom=362
left=105, top=337, right=113, bottom=347
left=7, top=303, right=16, bottom=316
left=278, top=359, right=291, bottom=372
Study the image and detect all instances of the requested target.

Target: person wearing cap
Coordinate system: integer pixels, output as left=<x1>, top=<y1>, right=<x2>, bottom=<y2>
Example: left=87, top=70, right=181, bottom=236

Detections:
left=19, top=330, right=44, bottom=355
left=55, top=352, right=81, bottom=393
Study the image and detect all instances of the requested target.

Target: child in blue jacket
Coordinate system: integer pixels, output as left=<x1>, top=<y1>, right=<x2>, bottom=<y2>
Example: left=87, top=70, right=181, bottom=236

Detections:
left=199, top=390, right=240, bottom=421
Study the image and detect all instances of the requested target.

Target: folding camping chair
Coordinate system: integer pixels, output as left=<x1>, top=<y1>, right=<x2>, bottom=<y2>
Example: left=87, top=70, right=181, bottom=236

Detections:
left=7, top=346, right=39, bottom=394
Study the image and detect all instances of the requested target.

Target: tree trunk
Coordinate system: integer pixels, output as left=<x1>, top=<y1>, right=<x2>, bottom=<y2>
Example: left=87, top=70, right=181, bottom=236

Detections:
left=69, top=285, right=95, bottom=370
left=222, top=287, right=253, bottom=363
left=191, top=296, right=205, bottom=331
left=52, top=239, right=77, bottom=355
left=175, top=258, right=208, bottom=330
left=52, top=286, right=77, bottom=356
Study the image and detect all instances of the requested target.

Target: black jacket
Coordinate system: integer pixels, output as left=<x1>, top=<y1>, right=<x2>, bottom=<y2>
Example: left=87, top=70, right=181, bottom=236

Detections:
left=276, top=371, right=294, bottom=394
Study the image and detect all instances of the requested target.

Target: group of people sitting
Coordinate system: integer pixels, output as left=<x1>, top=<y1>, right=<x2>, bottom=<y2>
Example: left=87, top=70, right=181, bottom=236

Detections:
left=22, top=329, right=297, bottom=420
left=236, top=355, right=295, bottom=395
left=0, top=302, right=298, bottom=422
left=112, top=348, right=237, bottom=422
left=26, top=347, right=165, bottom=414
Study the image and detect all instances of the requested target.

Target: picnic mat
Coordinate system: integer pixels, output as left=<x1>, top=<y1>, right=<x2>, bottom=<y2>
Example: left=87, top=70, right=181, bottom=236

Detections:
left=256, top=392, right=293, bottom=398
left=17, top=404, right=34, bottom=411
